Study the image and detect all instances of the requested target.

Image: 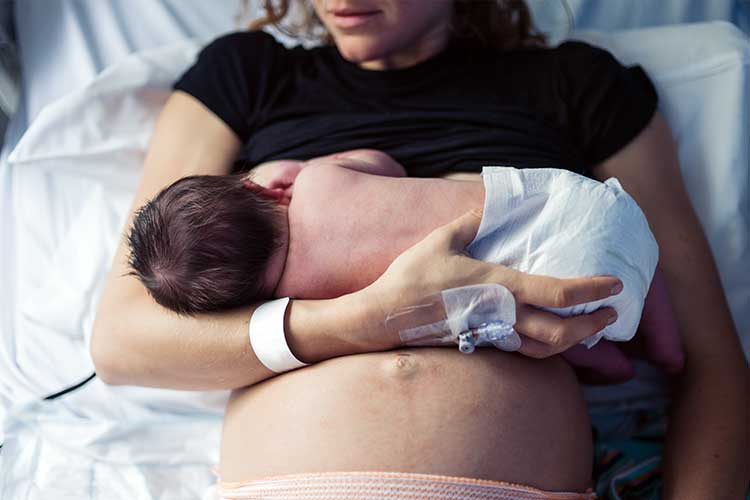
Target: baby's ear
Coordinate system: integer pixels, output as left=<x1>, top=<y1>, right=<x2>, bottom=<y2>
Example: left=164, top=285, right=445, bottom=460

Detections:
left=249, top=160, right=304, bottom=190
left=268, top=162, right=304, bottom=190
left=242, top=180, right=289, bottom=205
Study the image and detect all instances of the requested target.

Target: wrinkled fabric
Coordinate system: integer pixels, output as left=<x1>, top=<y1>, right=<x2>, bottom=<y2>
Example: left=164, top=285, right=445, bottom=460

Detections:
left=0, top=379, right=223, bottom=500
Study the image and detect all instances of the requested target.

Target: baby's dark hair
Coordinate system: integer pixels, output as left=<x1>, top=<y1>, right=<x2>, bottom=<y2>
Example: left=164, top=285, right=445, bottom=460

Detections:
left=127, top=173, right=283, bottom=315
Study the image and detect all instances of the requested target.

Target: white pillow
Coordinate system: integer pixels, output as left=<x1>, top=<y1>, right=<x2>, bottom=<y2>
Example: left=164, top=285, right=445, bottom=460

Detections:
left=574, top=22, right=750, bottom=355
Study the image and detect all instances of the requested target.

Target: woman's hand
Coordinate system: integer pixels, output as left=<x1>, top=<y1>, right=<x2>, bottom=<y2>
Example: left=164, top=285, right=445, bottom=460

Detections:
left=365, top=208, right=623, bottom=357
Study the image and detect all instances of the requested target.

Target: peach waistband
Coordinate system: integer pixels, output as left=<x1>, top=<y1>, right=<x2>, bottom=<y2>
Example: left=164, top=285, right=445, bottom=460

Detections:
left=216, top=471, right=596, bottom=500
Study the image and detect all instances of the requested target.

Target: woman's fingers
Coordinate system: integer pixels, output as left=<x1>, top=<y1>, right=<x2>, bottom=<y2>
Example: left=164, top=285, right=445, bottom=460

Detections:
left=429, top=212, right=623, bottom=357
left=429, top=210, right=622, bottom=309
left=514, top=304, right=617, bottom=357
left=440, top=214, right=624, bottom=357
left=503, top=271, right=623, bottom=309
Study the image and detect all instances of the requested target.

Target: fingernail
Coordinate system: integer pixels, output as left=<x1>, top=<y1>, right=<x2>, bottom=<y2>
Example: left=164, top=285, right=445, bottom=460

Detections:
left=607, top=313, right=618, bottom=325
left=610, top=282, right=623, bottom=295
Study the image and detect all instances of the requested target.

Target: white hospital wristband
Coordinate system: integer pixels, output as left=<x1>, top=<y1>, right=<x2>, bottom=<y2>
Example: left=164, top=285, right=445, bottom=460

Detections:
left=249, top=297, right=309, bottom=373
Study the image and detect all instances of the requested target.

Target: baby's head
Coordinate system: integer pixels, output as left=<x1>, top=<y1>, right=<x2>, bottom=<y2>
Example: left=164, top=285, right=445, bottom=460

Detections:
left=127, top=172, right=288, bottom=314
left=128, top=149, right=400, bottom=314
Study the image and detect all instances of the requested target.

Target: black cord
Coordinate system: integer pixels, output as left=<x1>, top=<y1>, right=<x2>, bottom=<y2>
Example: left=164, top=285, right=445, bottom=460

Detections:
left=43, top=372, right=97, bottom=401
left=0, top=372, right=97, bottom=451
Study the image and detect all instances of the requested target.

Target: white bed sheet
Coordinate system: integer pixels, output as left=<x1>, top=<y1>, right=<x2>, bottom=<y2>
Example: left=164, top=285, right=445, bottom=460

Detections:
left=0, top=3, right=748, bottom=499
left=1, top=1, right=244, bottom=376
left=6, top=0, right=245, bottom=147
left=0, top=2, right=242, bottom=494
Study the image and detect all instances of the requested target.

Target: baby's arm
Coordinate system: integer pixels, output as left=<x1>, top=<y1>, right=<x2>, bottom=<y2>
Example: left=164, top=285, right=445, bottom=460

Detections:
left=305, top=149, right=406, bottom=178
left=248, top=149, right=406, bottom=199
left=250, top=150, right=406, bottom=183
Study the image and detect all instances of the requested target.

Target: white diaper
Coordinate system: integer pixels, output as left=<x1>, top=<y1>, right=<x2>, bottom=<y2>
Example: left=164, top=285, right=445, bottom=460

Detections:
left=467, top=167, right=659, bottom=347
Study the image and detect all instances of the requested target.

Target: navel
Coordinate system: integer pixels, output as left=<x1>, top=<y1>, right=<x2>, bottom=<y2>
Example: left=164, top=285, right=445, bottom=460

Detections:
left=384, top=351, right=420, bottom=379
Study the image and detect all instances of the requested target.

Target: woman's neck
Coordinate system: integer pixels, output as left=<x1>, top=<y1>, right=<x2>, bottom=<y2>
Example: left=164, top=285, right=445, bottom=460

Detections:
left=358, top=25, right=451, bottom=70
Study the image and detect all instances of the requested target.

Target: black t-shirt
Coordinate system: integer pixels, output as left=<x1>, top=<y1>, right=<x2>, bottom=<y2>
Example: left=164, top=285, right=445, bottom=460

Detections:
left=174, top=31, right=658, bottom=177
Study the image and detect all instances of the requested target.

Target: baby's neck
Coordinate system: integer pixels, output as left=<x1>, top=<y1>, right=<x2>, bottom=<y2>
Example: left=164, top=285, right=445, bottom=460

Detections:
left=275, top=167, right=484, bottom=298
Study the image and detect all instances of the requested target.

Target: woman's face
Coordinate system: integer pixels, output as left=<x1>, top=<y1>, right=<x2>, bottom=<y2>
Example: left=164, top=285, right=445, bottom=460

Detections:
left=312, top=0, right=454, bottom=70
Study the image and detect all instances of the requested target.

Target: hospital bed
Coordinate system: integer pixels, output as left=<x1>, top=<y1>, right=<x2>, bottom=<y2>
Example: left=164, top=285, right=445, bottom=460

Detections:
left=0, top=1, right=748, bottom=498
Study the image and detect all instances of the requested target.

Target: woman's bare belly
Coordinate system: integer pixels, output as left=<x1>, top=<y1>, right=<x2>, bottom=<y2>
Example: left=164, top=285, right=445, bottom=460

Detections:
left=220, top=348, right=593, bottom=492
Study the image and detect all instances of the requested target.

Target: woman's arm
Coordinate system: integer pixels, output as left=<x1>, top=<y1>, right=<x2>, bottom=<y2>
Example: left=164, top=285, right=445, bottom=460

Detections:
left=593, top=112, right=750, bottom=500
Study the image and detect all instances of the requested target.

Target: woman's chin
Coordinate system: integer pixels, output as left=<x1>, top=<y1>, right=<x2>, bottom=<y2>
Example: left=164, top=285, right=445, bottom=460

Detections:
left=335, top=41, right=388, bottom=66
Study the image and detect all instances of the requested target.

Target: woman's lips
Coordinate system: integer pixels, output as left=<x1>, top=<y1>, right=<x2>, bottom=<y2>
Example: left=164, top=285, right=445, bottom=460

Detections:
left=330, top=10, right=381, bottom=29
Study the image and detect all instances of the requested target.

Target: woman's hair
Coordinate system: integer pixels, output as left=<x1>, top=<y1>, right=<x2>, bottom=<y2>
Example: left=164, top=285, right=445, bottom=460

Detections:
left=246, top=0, right=548, bottom=50
left=127, top=174, right=284, bottom=315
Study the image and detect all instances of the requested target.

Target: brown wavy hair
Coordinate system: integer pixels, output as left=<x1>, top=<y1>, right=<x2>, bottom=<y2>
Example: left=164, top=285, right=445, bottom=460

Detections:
left=245, top=0, right=548, bottom=50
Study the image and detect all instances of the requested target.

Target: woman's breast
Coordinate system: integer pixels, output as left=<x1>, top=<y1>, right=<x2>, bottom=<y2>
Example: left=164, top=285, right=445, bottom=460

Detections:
left=220, top=348, right=593, bottom=491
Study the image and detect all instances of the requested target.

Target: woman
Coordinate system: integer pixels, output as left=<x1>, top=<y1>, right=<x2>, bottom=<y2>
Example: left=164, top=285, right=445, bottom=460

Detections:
left=91, top=1, right=749, bottom=498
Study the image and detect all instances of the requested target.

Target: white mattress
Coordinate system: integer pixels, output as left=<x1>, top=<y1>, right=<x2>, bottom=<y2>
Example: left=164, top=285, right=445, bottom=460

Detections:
left=0, top=1, right=748, bottom=498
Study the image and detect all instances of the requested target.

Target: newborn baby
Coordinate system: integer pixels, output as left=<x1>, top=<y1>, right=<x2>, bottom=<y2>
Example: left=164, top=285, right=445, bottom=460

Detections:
left=129, top=150, right=681, bottom=377
left=128, top=150, right=414, bottom=312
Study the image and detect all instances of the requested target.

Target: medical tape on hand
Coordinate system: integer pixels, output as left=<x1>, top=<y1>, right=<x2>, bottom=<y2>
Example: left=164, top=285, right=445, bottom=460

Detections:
left=249, top=297, right=309, bottom=373
left=385, top=284, right=521, bottom=353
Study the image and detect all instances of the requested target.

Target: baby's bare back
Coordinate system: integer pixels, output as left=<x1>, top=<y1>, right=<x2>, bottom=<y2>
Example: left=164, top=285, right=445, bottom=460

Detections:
left=275, top=165, right=485, bottom=298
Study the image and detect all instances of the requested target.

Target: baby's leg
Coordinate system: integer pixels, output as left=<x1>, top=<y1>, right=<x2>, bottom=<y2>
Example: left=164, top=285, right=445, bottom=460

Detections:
left=629, top=268, right=684, bottom=373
